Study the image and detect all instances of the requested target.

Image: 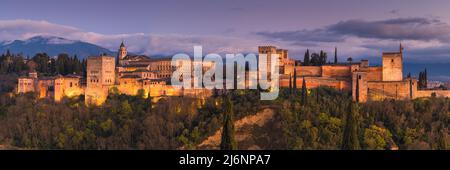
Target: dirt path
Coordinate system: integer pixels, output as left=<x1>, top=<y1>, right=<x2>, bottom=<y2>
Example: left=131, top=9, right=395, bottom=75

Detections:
left=197, top=107, right=275, bottom=149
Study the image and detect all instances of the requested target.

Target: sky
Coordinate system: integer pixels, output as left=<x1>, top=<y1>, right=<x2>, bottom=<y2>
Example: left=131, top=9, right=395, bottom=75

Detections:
left=1, top=0, right=450, bottom=64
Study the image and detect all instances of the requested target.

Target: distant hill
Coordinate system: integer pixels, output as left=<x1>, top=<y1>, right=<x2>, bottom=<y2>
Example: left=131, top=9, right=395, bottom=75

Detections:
left=0, top=36, right=115, bottom=59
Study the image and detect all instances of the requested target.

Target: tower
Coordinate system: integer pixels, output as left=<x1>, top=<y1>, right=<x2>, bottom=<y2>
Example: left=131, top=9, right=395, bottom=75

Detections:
left=117, top=41, right=127, bottom=65
left=382, top=44, right=403, bottom=81
left=85, top=55, right=116, bottom=105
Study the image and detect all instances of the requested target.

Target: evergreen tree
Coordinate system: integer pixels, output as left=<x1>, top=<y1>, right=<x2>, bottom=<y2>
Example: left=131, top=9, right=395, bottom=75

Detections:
left=293, top=69, right=297, bottom=96
left=289, top=73, right=292, bottom=95
left=342, top=102, right=361, bottom=150
left=303, top=49, right=310, bottom=66
left=424, top=68, right=428, bottom=88
left=301, top=77, right=307, bottom=106
left=355, top=75, right=360, bottom=103
left=220, top=96, right=237, bottom=150
left=334, top=47, right=338, bottom=64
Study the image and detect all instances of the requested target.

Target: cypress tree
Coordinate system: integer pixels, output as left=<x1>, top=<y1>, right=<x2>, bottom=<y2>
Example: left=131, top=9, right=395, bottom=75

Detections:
left=341, top=102, right=361, bottom=150
left=424, top=68, right=428, bottom=88
left=301, top=77, right=307, bottom=106
left=289, top=73, right=292, bottom=95
left=303, top=49, right=310, bottom=66
left=293, top=69, right=297, bottom=96
left=220, top=96, right=237, bottom=150
left=334, top=47, right=338, bottom=64
left=355, top=75, right=360, bottom=103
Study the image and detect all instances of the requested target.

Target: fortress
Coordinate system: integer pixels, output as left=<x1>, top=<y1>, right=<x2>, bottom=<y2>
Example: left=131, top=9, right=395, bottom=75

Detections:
left=16, top=43, right=450, bottom=104
left=271, top=45, right=450, bottom=102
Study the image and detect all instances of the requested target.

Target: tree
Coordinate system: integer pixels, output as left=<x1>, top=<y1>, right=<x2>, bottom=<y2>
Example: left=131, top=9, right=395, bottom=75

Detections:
left=319, top=50, right=327, bottom=65
left=355, top=75, right=360, bottom=103
left=293, top=69, right=297, bottom=96
left=341, top=102, right=360, bottom=150
left=220, top=96, right=237, bottom=150
left=301, top=77, right=307, bottom=106
left=334, top=47, right=338, bottom=64
left=303, top=49, right=310, bottom=66
left=289, top=73, right=292, bottom=95
left=347, top=57, right=353, bottom=63
left=363, top=125, right=393, bottom=150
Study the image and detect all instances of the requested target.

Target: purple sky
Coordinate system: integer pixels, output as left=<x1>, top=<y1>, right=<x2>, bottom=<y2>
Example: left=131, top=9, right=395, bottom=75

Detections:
left=1, top=0, right=450, bottom=63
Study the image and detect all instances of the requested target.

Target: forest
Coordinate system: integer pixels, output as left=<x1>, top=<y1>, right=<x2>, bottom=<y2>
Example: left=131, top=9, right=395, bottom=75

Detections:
left=0, top=86, right=447, bottom=150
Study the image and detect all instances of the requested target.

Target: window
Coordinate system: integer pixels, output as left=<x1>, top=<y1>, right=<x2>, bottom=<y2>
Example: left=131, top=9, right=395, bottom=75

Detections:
left=391, top=59, right=394, bottom=62
left=70, top=82, right=73, bottom=87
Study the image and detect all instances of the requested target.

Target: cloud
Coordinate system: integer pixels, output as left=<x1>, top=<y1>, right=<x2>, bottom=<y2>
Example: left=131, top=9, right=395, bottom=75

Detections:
left=254, top=17, right=450, bottom=64
left=328, top=17, right=450, bottom=41
left=257, top=17, right=450, bottom=44
left=256, top=28, right=344, bottom=44
left=0, top=19, right=261, bottom=56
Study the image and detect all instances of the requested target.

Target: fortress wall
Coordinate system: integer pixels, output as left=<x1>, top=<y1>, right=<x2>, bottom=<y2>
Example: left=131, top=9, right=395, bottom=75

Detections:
left=117, top=78, right=143, bottom=96
left=321, top=65, right=351, bottom=77
left=367, top=81, right=412, bottom=101
left=279, top=76, right=351, bottom=90
left=415, top=90, right=450, bottom=98
left=54, top=77, right=84, bottom=102
left=296, top=66, right=322, bottom=77
left=366, top=67, right=382, bottom=81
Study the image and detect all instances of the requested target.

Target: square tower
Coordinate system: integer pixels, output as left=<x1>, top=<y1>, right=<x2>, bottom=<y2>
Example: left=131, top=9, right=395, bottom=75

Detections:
left=382, top=52, right=403, bottom=81
left=85, top=55, right=115, bottom=105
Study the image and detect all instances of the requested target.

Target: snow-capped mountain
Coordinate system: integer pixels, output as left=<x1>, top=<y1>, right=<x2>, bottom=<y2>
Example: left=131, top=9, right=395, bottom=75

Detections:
left=0, top=36, right=115, bottom=59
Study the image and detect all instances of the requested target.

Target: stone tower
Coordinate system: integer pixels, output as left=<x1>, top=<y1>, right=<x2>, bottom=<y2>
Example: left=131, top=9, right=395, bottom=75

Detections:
left=85, top=55, right=116, bottom=105
left=117, top=41, right=127, bottom=65
left=382, top=44, right=403, bottom=81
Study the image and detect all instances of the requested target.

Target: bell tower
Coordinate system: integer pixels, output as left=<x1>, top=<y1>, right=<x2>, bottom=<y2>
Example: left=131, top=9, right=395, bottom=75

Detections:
left=117, top=40, right=127, bottom=65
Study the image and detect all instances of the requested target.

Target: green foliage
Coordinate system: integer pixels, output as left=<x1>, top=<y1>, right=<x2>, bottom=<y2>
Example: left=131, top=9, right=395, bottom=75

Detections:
left=363, top=125, right=393, bottom=150
left=220, top=96, right=237, bottom=150
left=342, top=102, right=361, bottom=150
left=0, top=85, right=447, bottom=150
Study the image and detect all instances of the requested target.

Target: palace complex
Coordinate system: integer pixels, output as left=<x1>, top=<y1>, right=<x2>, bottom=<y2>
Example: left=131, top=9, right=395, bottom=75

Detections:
left=17, top=43, right=450, bottom=105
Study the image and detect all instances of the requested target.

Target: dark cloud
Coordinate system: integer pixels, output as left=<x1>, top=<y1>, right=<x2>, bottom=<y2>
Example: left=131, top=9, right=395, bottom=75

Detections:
left=328, top=17, right=450, bottom=41
left=255, top=28, right=344, bottom=43
left=389, top=9, right=400, bottom=15
left=257, top=17, right=450, bottom=43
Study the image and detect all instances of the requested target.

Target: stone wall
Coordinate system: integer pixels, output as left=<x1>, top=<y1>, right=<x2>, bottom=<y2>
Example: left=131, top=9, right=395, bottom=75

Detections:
left=321, top=65, right=351, bottom=77
left=296, top=66, right=322, bottom=77
left=415, top=90, right=450, bottom=98
left=54, top=77, right=84, bottom=102
left=366, top=67, right=382, bottom=81
left=279, top=76, right=350, bottom=91
left=367, top=80, right=412, bottom=101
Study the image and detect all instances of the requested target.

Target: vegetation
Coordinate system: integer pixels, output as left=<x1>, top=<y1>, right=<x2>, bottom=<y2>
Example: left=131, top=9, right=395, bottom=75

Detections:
left=302, top=49, right=328, bottom=66
left=0, top=51, right=86, bottom=77
left=273, top=87, right=449, bottom=150
left=220, top=96, right=237, bottom=150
